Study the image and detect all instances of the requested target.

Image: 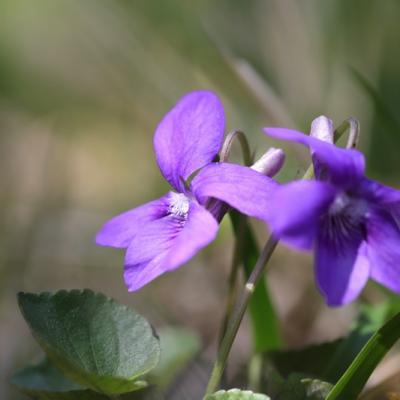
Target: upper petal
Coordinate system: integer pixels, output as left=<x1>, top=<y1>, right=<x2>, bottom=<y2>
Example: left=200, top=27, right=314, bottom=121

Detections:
left=190, top=162, right=278, bottom=222
left=95, top=195, right=170, bottom=248
left=154, top=90, right=225, bottom=191
left=124, top=199, right=218, bottom=291
left=367, top=209, right=400, bottom=294
left=263, top=127, right=365, bottom=188
left=264, top=180, right=337, bottom=250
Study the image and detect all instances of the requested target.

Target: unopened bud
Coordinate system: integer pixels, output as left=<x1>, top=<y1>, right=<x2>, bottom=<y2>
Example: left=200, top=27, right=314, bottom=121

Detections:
left=310, top=115, right=334, bottom=143
left=251, top=147, right=285, bottom=177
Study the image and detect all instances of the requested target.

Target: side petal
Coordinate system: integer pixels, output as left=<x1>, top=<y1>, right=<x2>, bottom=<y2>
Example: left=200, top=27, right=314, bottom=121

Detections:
left=154, top=90, right=225, bottom=191
left=263, top=127, right=365, bottom=188
left=124, top=200, right=218, bottom=291
left=316, top=235, right=370, bottom=306
left=367, top=209, right=400, bottom=293
left=190, top=162, right=278, bottom=222
left=95, top=195, right=169, bottom=248
left=264, top=180, right=336, bottom=250
left=356, top=178, right=400, bottom=206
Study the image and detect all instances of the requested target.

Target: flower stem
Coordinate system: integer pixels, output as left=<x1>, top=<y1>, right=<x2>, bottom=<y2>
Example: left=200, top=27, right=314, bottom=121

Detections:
left=230, top=211, right=282, bottom=353
left=333, top=117, right=360, bottom=148
left=345, top=117, right=360, bottom=149
left=205, top=235, right=278, bottom=395
left=218, top=214, right=246, bottom=346
left=217, top=130, right=254, bottom=345
left=220, top=130, right=253, bottom=165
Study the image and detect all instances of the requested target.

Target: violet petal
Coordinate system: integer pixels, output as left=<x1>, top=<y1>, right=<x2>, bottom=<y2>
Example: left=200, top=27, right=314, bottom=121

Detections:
left=367, top=209, right=400, bottom=293
left=124, top=198, right=218, bottom=291
left=154, top=90, right=225, bottom=192
left=191, top=162, right=278, bottom=222
left=356, top=178, right=400, bottom=206
left=263, top=127, right=365, bottom=188
left=315, top=215, right=369, bottom=306
left=95, top=195, right=169, bottom=248
left=264, top=180, right=336, bottom=250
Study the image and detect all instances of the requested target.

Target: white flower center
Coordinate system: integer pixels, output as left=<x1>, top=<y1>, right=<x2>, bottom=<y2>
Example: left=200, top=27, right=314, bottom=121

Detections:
left=329, top=193, right=350, bottom=215
left=169, top=192, right=190, bottom=217
left=328, top=192, right=368, bottom=221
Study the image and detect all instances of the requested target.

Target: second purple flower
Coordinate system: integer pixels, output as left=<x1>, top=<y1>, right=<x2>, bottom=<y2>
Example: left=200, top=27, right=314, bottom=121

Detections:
left=263, top=117, right=400, bottom=306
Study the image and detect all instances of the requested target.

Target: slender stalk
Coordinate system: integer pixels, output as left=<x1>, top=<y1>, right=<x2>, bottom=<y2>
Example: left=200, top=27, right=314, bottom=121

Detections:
left=217, top=130, right=253, bottom=345
left=230, top=211, right=282, bottom=353
left=218, top=215, right=246, bottom=345
left=345, top=117, right=360, bottom=149
left=220, top=130, right=253, bottom=165
left=205, top=236, right=278, bottom=395
left=334, top=117, right=360, bottom=147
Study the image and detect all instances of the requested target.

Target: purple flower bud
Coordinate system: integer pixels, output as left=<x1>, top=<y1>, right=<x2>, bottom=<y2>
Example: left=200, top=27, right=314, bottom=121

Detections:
left=251, top=147, right=285, bottom=177
left=310, top=115, right=334, bottom=144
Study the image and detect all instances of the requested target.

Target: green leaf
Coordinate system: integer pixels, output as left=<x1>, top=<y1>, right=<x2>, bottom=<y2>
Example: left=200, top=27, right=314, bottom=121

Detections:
left=260, top=306, right=390, bottom=398
left=268, top=339, right=342, bottom=381
left=230, top=212, right=281, bottom=352
left=149, top=327, right=200, bottom=388
left=18, top=289, right=160, bottom=394
left=12, top=357, right=104, bottom=400
left=326, top=310, right=400, bottom=399
left=204, top=388, right=270, bottom=399
left=11, top=358, right=161, bottom=400
left=264, top=304, right=390, bottom=384
left=323, top=303, right=390, bottom=382
left=266, top=374, right=332, bottom=400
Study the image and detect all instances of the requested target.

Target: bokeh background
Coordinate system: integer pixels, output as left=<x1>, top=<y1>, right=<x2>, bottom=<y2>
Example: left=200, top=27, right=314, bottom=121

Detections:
left=1, top=1, right=400, bottom=398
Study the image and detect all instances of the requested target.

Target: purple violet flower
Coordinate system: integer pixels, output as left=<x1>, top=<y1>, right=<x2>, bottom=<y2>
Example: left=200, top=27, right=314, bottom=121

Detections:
left=263, top=116, right=400, bottom=306
left=96, top=90, right=279, bottom=291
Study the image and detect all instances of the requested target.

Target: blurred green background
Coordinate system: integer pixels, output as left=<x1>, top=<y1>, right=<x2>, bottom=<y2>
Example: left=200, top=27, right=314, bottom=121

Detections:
left=1, top=1, right=400, bottom=398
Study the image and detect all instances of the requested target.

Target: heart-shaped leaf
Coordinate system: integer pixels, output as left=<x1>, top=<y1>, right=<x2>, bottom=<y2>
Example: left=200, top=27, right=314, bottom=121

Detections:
left=18, top=290, right=160, bottom=395
left=204, top=389, right=270, bottom=399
